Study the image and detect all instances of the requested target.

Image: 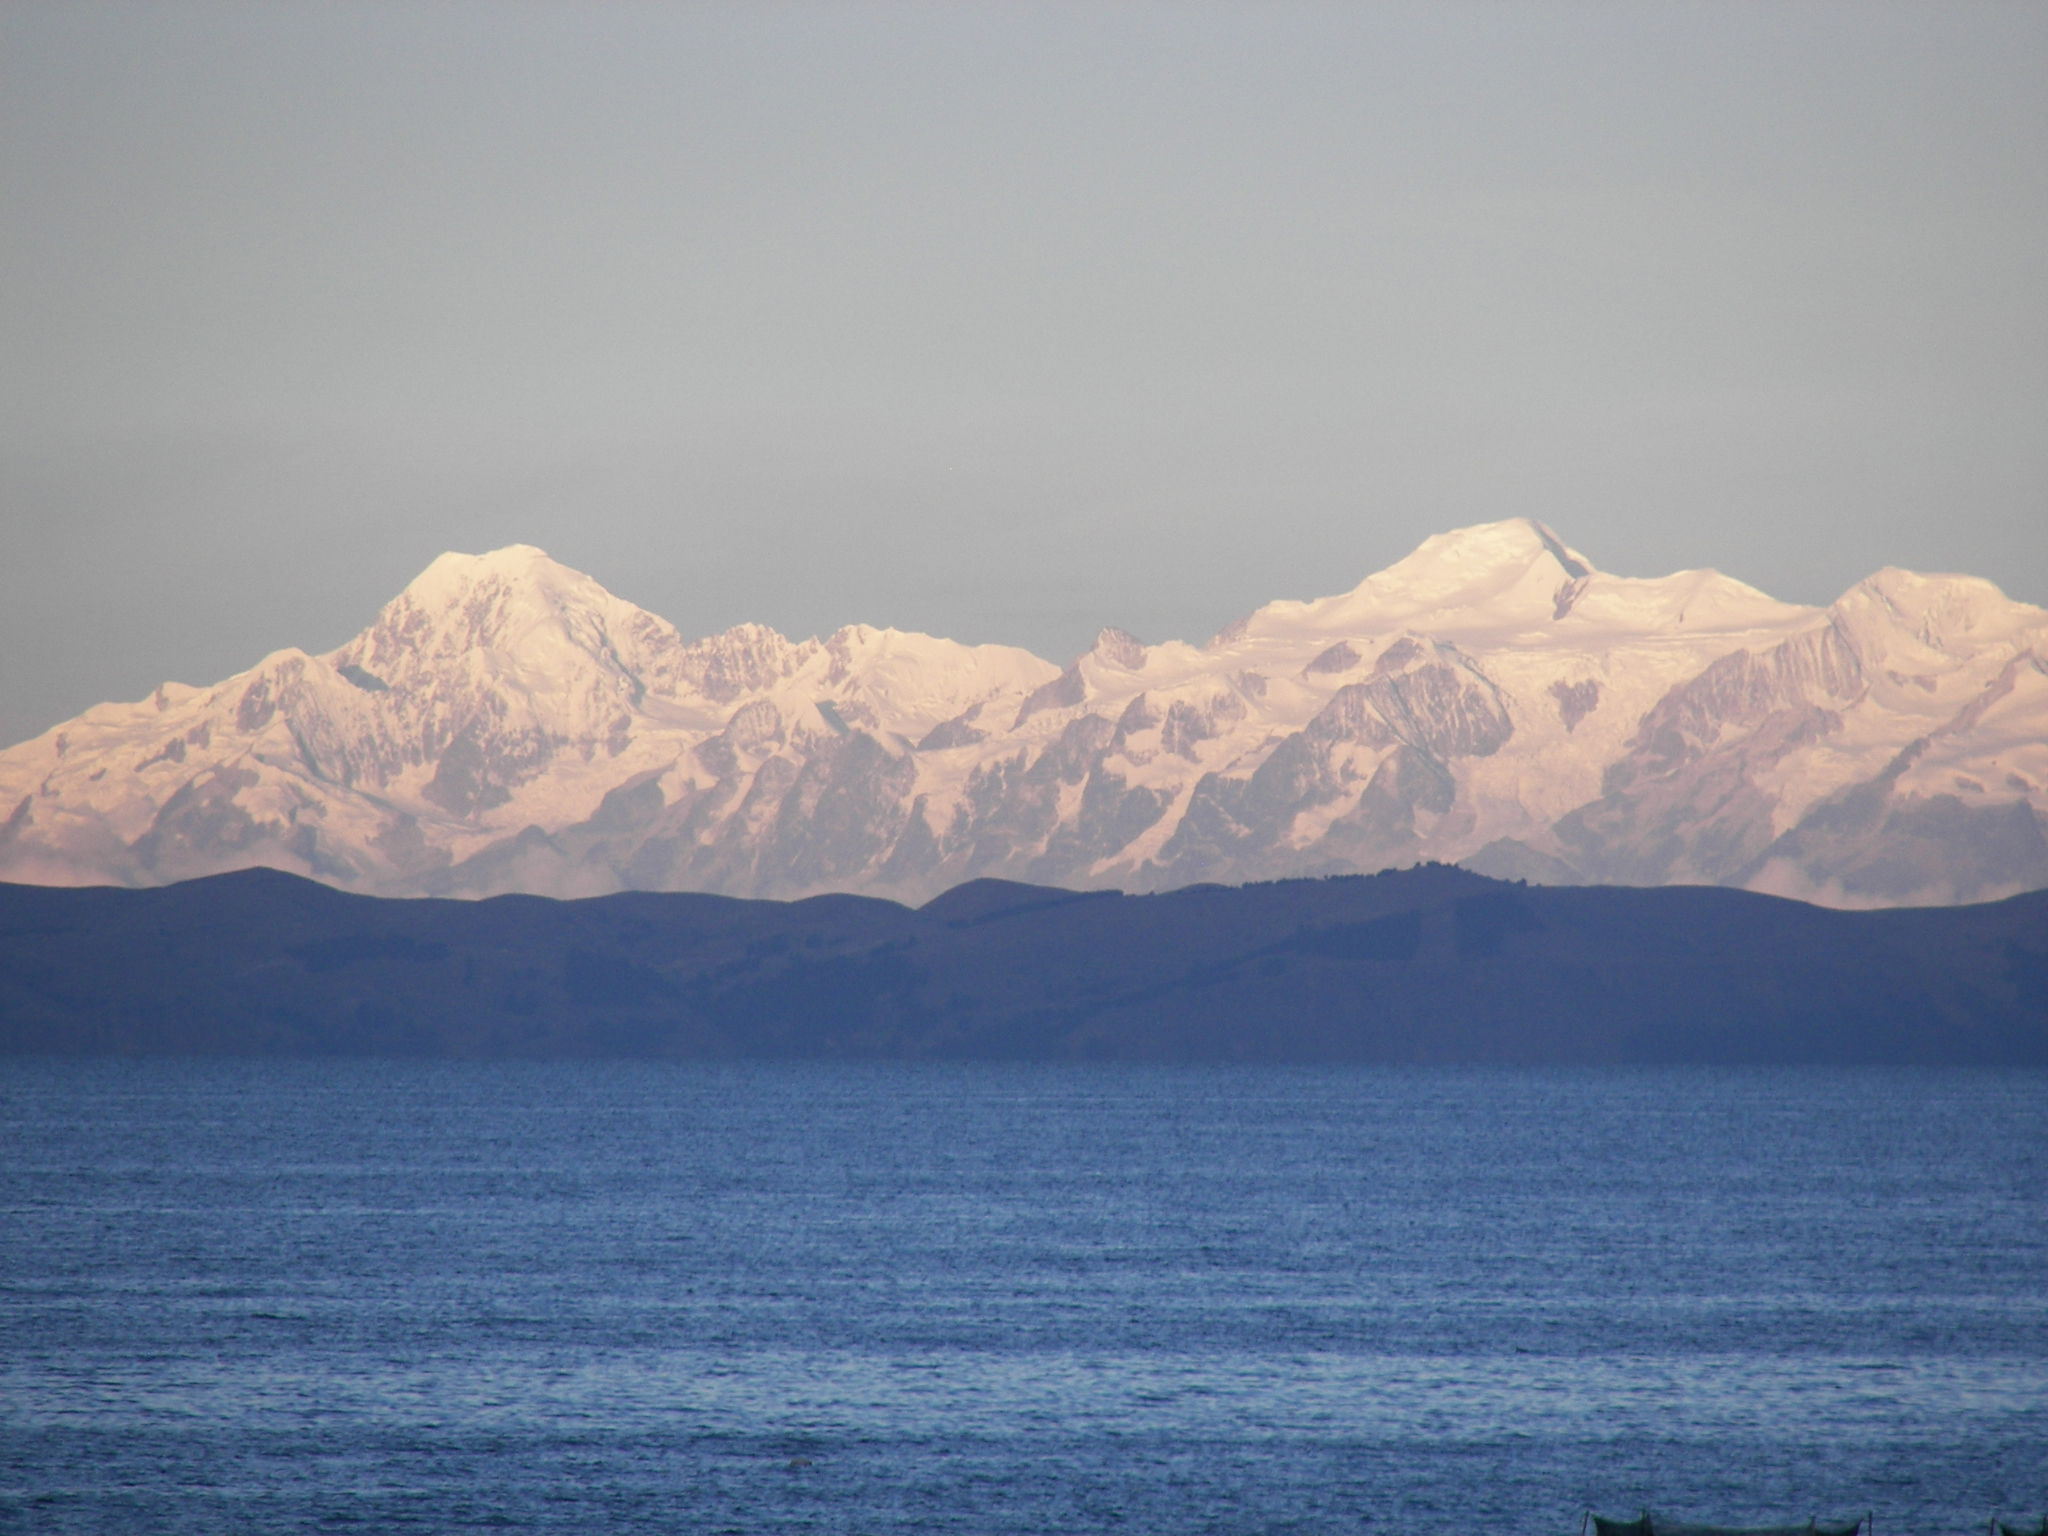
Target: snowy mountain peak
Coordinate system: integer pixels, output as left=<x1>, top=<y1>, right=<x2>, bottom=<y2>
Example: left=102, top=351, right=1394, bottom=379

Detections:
left=1089, top=627, right=1149, bottom=671
left=335, top=546, right=683, bottom=697
left=1235, top=518, right=1601, bottom=642
left=399, top=543, right=569, bottom=604
left=1839, top=567, right=2045, bottom=651
left=1390, top=518, right=1594, bottom=586
left=2, top=522, right=2042, bottom=910
left=671, top=623, right=827, bottom=709
left=1562, top=566, right=1809, bottom=635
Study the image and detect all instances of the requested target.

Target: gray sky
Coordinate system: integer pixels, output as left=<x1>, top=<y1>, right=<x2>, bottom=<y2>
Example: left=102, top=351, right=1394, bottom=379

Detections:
left=4, top=1, right=2044, bottom=748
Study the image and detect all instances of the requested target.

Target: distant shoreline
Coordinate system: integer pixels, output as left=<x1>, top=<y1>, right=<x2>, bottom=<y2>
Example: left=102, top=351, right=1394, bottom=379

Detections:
left=4, top=864, right=2044, bottom=1064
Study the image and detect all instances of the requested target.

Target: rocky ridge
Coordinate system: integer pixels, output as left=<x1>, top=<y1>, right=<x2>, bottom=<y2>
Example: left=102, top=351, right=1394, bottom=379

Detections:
left=4, top=522, right=2045, bottom=906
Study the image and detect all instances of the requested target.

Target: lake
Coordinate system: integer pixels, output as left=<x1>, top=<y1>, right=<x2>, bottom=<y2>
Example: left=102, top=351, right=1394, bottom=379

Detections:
left=2, top=1063, right=2042, bottom=1534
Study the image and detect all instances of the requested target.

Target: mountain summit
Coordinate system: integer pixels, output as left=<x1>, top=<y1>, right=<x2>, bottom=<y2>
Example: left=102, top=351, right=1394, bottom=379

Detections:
left=4, top=523, right=2044, bottom=906
left=1240, top=518, right=1594, bottom=637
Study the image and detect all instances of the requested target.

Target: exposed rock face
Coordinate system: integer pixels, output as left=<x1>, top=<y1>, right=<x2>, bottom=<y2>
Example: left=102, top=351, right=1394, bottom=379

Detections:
left=1550, top=678, right=1600, bottom=732
left=4, top=522, right=2045, bottom=907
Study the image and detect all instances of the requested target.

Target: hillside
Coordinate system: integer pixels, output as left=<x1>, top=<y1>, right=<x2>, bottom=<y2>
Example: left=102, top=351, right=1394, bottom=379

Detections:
left=3, top=866, right=2043, bottom=1063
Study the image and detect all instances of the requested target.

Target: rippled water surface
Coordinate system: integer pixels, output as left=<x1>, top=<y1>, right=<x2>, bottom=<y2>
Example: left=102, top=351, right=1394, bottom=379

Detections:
left=2, top=1063, right=2042, bottom=1534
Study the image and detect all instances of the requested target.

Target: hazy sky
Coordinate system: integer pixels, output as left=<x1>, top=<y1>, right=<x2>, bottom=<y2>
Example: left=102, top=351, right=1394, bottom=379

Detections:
left=4, top=2, right=2044, bottom=748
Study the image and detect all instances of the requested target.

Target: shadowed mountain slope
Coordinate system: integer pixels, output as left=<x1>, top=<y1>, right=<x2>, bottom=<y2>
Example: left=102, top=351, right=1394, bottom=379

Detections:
left=3, top=866, right=2042, bottom=1063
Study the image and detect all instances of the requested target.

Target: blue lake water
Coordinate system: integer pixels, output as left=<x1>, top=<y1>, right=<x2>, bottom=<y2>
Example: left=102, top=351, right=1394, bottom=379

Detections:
left=1, top=1063, right=2043, bottom=1535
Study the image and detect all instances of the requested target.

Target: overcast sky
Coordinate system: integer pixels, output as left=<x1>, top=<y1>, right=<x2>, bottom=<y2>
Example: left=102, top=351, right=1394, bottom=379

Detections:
left=3, top=2, right=2043, bottom=747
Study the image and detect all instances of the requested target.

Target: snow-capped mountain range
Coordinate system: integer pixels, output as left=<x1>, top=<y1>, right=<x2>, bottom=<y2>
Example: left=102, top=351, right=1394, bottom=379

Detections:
left=5, top=521, right=2046, bottom=907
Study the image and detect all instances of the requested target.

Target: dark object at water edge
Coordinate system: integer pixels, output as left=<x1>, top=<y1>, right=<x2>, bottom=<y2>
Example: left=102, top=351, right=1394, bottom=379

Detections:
left=1588, top=1510, right=2048, bottom=1536
left=2, top=863, right=2045, bottom=1062
left=1588, top=1511, right=1869, bottom=1536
